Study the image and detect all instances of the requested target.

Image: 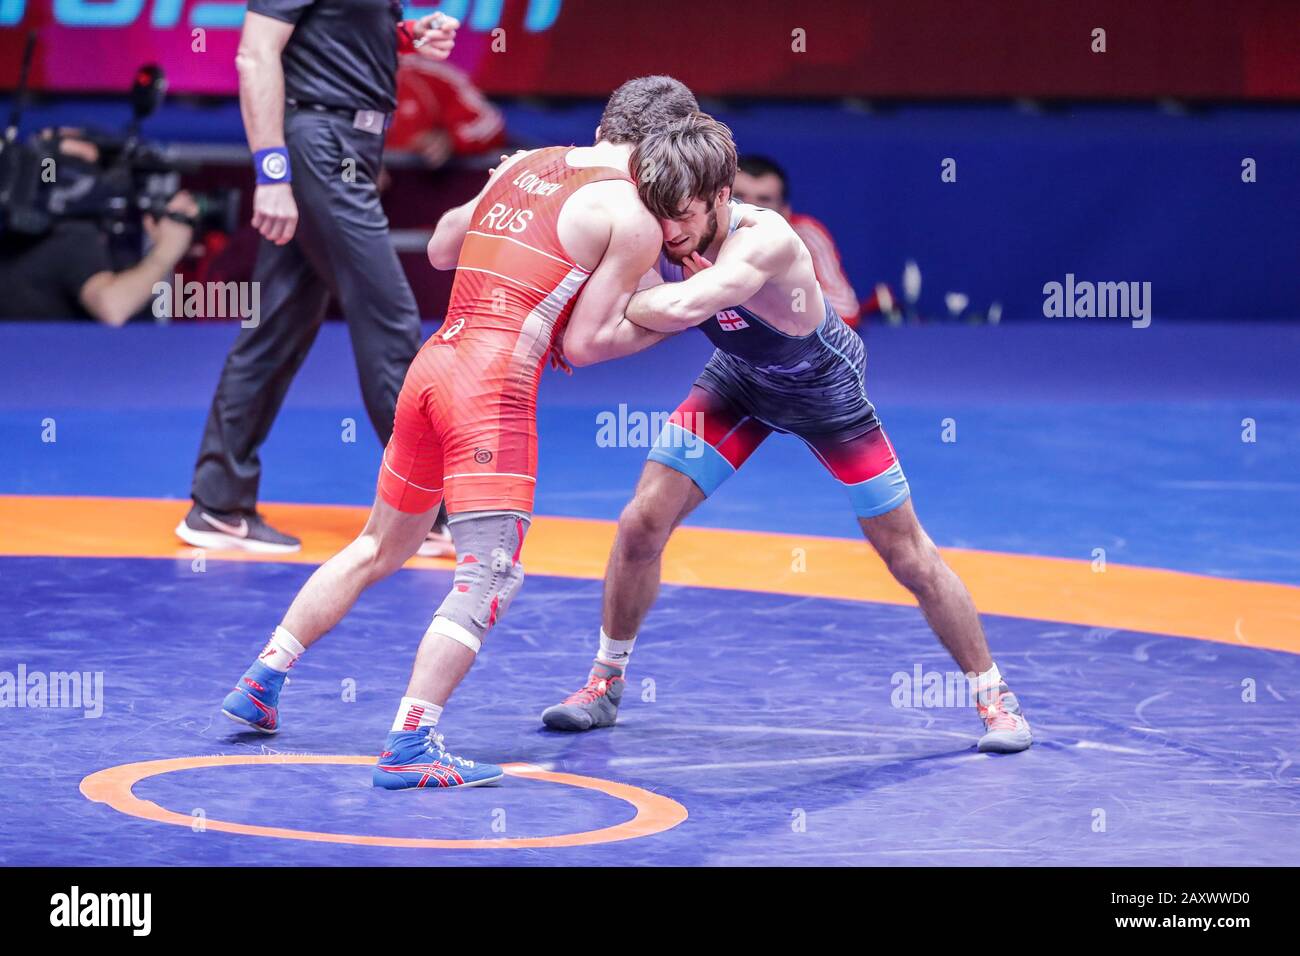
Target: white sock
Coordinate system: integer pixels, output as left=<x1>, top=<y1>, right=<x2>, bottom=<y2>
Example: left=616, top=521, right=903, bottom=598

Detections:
left=968, top=662, right=1003, bottom=703
left=596, top=627, right=636, bottom=671
left=258, top=626, right=305, bottom=673
left=392, top=696, right=443, bottom=733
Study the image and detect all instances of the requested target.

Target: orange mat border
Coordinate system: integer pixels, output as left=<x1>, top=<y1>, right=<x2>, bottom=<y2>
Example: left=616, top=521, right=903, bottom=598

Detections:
left=3, top=495, right=1298, bottom=654
left=79, top=755, right=688, bottom=849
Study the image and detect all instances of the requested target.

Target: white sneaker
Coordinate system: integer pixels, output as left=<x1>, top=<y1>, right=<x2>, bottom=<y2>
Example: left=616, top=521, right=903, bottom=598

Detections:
left=175, top=503, right=301, bottom=554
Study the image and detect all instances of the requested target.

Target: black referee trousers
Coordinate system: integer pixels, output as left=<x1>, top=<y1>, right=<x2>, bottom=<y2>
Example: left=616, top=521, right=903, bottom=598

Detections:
left=191, top=107, right=421, bottom=514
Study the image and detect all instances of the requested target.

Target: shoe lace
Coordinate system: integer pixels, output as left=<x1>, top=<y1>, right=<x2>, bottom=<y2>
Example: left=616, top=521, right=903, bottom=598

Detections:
left=979, top=693, right=1020, bottom=731
left=424, top=729, right=474, bottom=768
left=563, top=675, right=608, bottom=706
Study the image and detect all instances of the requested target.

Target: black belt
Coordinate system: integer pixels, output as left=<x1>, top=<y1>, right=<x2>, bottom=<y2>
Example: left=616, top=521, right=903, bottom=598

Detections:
left=286, top=98, right=391, bottom=134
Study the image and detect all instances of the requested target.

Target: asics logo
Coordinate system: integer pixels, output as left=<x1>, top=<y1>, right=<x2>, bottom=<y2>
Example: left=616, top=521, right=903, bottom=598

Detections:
left=202, top=512, right=249, bottom=538
left=441, top=318, right=465, bottom=340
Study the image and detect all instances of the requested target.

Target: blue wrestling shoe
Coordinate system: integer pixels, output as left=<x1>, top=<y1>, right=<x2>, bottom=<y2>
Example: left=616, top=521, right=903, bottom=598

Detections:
left=372, top=729, right=504, bottom=790
left=221, top=660, right=286, bottom=734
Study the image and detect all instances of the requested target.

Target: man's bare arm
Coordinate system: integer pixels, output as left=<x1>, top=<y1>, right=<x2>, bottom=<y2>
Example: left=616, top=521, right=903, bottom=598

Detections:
left=627, top=223, right=796, bottom=333
left=562, top=212, right=670, bottom=367
left=426, top=149, right=535, bottom=269
left=79, top=193, right=199, bottom=326
left=237, top=12, right=297, bottom=245
left=236, top=12, right=293, bottom=151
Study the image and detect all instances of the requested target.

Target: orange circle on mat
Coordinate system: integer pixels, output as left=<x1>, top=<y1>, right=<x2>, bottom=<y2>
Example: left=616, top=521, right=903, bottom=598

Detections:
left=80, top=754, right=688, bottom=849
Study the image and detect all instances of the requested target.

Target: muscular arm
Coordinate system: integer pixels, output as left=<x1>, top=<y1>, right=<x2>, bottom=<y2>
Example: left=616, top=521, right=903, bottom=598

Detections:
left=426, top=149, right=534, bottom=270
left=627, top=221, right=797, bottom=333
left=561, top=210, right=670, bottom=367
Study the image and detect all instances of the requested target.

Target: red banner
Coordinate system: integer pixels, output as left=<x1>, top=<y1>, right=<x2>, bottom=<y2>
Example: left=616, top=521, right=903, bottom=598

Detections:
left=1, top=0, right=1297, bottom=99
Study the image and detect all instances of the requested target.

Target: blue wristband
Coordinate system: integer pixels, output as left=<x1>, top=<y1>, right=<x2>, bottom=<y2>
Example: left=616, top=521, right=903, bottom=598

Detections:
left=253, top=147, right=292, bottom=185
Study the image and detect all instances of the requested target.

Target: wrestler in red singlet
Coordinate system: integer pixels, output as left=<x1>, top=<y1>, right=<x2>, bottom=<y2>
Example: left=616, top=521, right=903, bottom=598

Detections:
left=378, top=147, right=630, bottom=516
left=219, top=76, right=702, bottom=790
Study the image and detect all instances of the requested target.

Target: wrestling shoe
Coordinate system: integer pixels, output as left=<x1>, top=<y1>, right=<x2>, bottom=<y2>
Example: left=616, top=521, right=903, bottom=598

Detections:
left=176, top=503, right=301, bottom=554
left=541, top=661, right=624, bottom=731
left=976, top=683, right=1033, bottom=753
left=372, top=729, right=503, bottom=790
left=221, top=660, right=286, bottom=734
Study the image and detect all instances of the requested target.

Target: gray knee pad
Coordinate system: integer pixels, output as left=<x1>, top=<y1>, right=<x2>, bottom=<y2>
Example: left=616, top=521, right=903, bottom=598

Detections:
left=430, top=510, right=530, bottom=650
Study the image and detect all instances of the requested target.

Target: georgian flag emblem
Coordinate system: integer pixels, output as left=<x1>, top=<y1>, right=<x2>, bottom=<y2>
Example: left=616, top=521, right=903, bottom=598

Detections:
left=716, top=309, right=749, bottom=331
left=261, top=153, right=288, bottom=180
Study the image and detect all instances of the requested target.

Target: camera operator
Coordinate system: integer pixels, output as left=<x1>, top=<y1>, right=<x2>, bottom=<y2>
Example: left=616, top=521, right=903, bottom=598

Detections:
left=0, top=132, right=198, bottom=325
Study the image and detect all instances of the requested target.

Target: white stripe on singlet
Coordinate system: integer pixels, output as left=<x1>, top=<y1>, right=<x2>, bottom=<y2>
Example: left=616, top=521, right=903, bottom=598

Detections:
left=382, top=450, right=443, bottom=493
left=508, top=264, right=590, bottom=383
left=464, top=231, right=591, bottom=273
left=455, top=266, right=549, bottom=297
left=443, top=472, right=538, bottom=482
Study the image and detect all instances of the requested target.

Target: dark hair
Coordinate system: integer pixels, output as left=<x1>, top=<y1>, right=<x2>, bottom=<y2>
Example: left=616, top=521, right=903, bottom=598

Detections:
left=598, top=75, right=699, bottom=145
left=632, top=112, right=738, bottom=220
left=737, top=154, right=789, bottom=203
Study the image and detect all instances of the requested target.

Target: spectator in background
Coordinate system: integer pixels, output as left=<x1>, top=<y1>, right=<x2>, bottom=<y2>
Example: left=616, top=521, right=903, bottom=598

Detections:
left=385, top=57, right=506, bottom=169
left=0, top=132, right=198, bottom=325
left=734, top=154, right=896, bottom=329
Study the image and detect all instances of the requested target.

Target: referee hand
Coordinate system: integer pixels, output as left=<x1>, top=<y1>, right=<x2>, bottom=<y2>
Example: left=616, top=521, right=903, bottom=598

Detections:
left=412, top=13, right=459, bottom=59
left=252, top=182, right=299, bottom=246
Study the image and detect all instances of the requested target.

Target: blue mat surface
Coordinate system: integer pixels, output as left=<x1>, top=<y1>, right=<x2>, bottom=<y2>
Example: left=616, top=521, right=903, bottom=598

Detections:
left=3, top=321, right=1298, bottom=582
left=2, top=320, right=1298, bottom=865
left=4, top=556, right=1298, bottom=867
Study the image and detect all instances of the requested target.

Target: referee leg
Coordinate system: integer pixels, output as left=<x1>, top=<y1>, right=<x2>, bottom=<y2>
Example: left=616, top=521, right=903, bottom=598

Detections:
left=302, top=121, right=421, bottom=446
left=190, top=236, right=330, bottom=514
